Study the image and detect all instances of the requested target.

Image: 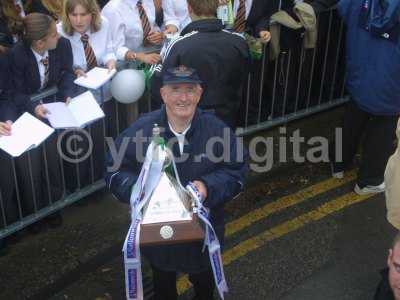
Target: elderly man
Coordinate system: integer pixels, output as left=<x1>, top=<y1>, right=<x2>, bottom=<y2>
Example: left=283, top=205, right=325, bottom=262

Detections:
left=375, top=232, right=400, bottom=300
left=106, top=66, right=248, bottom=300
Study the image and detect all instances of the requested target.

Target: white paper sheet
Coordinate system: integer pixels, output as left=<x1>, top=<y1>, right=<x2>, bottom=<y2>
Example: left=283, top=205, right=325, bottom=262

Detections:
left=68, top=91, right=105, bottom=127
left=0, top=112, right=54, bottom=157
left=45, top=102, right=79, bottom=128
left=74, top=67, right=116, bottom=90
left=44, top=91, right=105, bottom=129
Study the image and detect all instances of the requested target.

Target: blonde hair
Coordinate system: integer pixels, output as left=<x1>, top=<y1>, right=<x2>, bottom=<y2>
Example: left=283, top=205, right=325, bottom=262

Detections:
left=41, top=0, right=63, bottom=20
left=1, top=0, right=24, bottom=38
left=22, top=13, right=55, bottom=46
left=61, top=0, right=101, bottom=36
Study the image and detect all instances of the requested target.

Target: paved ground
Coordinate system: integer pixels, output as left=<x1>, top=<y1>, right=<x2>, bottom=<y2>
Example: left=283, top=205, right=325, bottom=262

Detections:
left=0, top=107, right=397, bottom=300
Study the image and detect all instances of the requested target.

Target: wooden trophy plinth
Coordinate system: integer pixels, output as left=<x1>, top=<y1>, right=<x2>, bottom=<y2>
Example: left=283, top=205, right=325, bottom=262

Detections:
left=139, top=172, right=204, bottom=247
left=140, top=213, right=204, bottom=246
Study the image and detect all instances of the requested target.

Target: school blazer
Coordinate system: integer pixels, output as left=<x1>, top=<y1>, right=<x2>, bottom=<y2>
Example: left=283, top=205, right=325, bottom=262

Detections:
left=246, top=0, right=279, bottom=36
left=10, top=37, right=76, bottom=114
left=0, top=52, right=18, bottom=122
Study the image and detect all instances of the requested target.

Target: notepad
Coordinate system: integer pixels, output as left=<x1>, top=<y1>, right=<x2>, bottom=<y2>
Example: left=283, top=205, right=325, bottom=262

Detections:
left=73, top=67, right=116, bottom=90
left=0, top=112, right=54, bottom=157
left=44, top=91, right=105, bottom=129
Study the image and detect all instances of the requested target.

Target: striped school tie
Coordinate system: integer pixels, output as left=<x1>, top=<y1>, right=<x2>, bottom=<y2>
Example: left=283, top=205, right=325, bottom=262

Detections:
left=41, top=57, right=49, bottom=89
left=81, top=34, right=98, bottom=71
left=233, top=0, right=246, bottom=33
left=137, top=0, right=151, bottom=45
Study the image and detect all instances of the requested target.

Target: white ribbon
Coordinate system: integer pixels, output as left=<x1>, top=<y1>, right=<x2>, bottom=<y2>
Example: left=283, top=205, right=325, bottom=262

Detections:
left=186, top=182, right=229, bottom=300
left=123, top=141, right=165, bottom=300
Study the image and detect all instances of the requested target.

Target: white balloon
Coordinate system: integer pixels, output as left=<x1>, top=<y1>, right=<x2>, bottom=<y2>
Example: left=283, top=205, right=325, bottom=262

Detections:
left=111, top=69, right=146, bottom=104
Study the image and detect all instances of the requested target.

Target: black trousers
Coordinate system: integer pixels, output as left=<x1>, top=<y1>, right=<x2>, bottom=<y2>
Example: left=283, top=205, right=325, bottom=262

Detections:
left=151, top=265, right=215, bottom=300
left=331, top=100, right=398, bottom=187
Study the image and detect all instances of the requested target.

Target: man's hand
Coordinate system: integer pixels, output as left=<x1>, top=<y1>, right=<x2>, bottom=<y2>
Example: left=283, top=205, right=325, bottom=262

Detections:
left=259, top=30, right=271, bottom=43
left=146, top=31, right=164, bottom=45
left=34, top=104, right=49, bottom=119
left=0, top=121, right=12, bottom=136
left=164, top=25, right=178, bottom=35
left=136, top=52, right=161, bottom=65
left=107, top=59, right=117, bottom=72
left=192, top=180, right=208, bottom=200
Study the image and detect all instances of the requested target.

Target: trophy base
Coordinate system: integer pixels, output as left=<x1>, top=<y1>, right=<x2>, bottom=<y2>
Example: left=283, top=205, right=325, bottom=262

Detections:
left=140, top=214, right=204, bottom=246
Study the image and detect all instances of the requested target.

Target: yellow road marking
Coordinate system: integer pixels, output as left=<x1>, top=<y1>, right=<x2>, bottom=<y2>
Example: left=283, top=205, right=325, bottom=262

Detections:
left=225, top=170, right=357, bottom=237
left=177, top=190, right=374, bottom=294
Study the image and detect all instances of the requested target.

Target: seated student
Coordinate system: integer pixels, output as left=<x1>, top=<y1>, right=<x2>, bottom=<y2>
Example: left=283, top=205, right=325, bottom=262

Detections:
left=162, top=0, right=191, bottom=33
left=10, top=12, right=76, bottom=115
left=58, top=0, right=116, bottom=93
left=0, top=52, right=52, bottom=240
left=29, top=0, right=63, bottom=21
left=10, top=12, right=77, bottom=224
left=58, top=0, right=117, bottom=184
left=102, top=0, right=162, bottom=64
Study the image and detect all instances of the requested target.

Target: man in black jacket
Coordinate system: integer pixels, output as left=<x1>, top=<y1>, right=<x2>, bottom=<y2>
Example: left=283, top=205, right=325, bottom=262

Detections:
left=151, top=0, right=250, bottom=129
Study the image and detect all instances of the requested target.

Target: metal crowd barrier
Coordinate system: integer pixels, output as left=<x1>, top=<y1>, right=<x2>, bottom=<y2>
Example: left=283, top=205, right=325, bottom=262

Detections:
left=239, top=9, right=348, bottom=135
left=0, top=9, right=347, bottom=240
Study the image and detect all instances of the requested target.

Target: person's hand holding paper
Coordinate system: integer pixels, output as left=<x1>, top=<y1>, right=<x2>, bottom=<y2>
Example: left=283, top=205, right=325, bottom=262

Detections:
left=34, top=104, right=50, bottom=119
left=0, top=121, right=12, bottom=136
left=106, top=60, right=116, bottom=73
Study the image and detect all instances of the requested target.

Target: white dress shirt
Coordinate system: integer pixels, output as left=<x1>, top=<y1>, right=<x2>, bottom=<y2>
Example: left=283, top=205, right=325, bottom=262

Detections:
left=232, top=0, right=253, bottom=19
left=102, top=0, right=159, bottom=60
left=57, top=16, right=116, bottom=71
left=162, top=0, right=191, bottom=31
left=31, top=49, right=49, bottom=89
left=57, top=17, right=116, bottom=102
left=168, top=122, right=190, bottom=155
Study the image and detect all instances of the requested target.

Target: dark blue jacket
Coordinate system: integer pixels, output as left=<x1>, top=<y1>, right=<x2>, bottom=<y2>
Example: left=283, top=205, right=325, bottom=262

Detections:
left=105, top=106, right=248, bottom=272
left=0, top=52, right=18, bottom=122
left=338, top=0, right=400, bottom=115
left=10, top=37, right=77, bottom=114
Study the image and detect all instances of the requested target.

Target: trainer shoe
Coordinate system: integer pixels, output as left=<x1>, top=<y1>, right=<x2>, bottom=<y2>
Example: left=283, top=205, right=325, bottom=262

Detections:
left=354, top=183, right=385, bottom=195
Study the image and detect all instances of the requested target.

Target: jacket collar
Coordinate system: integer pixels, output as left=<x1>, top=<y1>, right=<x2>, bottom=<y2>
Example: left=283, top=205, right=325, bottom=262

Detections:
left=181, top=18, right=224, bottom=36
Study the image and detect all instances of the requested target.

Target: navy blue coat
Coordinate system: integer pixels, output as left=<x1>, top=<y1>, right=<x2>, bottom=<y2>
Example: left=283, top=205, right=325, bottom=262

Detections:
left=246, top=0, right=277, bottom=36
left=105, top=106, right=248, bottom=272
left=10, top=37, right=76, bottom=114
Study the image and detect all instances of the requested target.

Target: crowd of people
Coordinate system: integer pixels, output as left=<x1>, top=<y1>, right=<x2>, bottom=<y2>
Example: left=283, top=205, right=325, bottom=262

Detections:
left=0, top=0, right=275, bottom=249
left=0, top=0, right=400, bottom=299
